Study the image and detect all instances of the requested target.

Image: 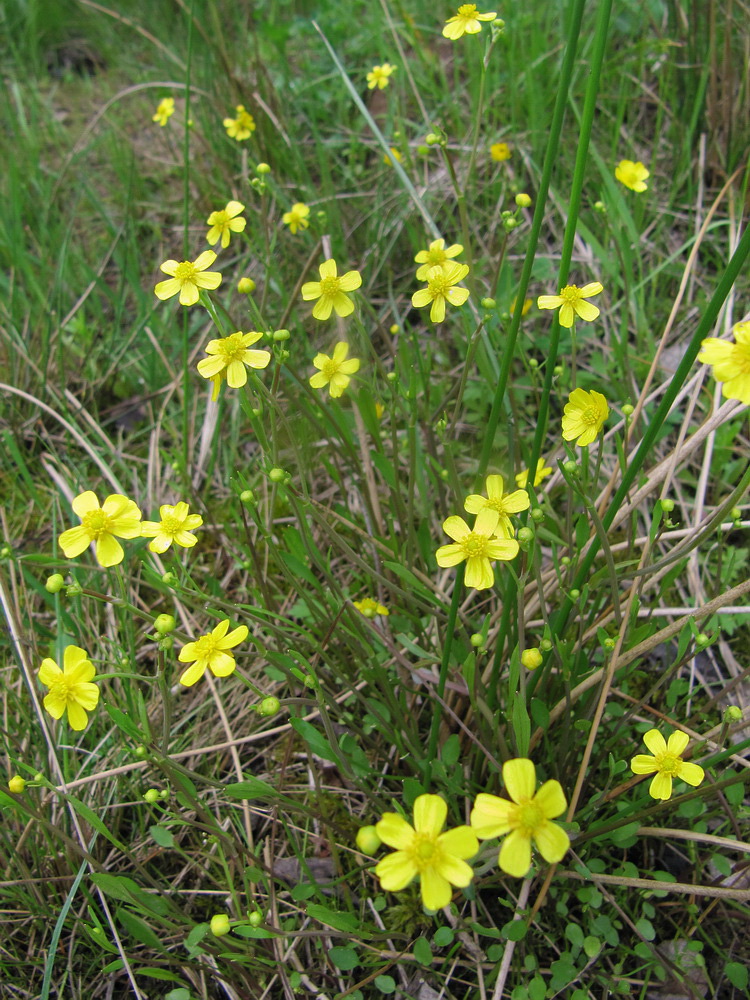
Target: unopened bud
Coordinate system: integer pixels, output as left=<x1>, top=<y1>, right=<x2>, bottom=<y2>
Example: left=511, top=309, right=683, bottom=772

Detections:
left=356, top=825, right=382, bottom=854
left=258, top=696, right=281, bottom=717
left=210, top=914, right=231, bottom=937
left=154, top=614, right=176, bottom=635
left=256, top=162, right=271, bottom=175
left=45, top=574, right=65, bottom=594
left=515, top=193, right=532, bottom=208
left=8, top=775, right=26, bottom=794
left=520, top=648, right=543, bottom=670
left=237, top=277, right=256, bottom=294
left=144, top=788, right=160, bottom=804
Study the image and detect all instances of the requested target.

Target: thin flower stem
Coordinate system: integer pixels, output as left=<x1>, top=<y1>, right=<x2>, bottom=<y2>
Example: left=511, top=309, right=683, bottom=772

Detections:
left=180, top=4, right=194, bottom=475
left=424, top=564, right=465, bottom=786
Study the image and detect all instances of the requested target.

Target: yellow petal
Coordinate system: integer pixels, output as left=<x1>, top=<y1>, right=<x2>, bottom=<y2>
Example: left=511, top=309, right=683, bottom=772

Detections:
left=437, top=826, right=479, bottom=862
left=429, top=296, right=446, bottom=324
left=533, top=819, right=570, bottom=864
left=376, top=814, right=415, bottom=850
left=537, top=295, right=563, bottom=311
left=533, top=779, right=567, bottom=820
left=375, top=850, right=418, bottom=891
left=208, top=652, right=236, bottom=677
left=312, top=296, right=334, bottom=320
left=579, top=282, right=603, bottom=297
left=435, top=543, right=465, bottom=567
left=337, top=270, right=362, bottom=292
left=66, top=701, right=89, bottom=731
left=318, top=259, right=337, bottom=279
left=72, top=491, right=100, bottom=517
left=154, top=277, right=181, bottom=300
left=38, top=657, right=62, bottom=686
left=630, top=754, right=659, bottom=775
left=413, top=794, right=447, bottom=837
left=503, top=758, right=536, bottom=803
left=179, top=661, right=207, bottom=686
left=95, top=534, right=124, bottom=568
left=442, top=516, right=470, bottom=542
left=193, top=250, right=217, bottom=270
left=649, top=771, right=673, bottom=800
left=59, top=525, right=92, bottom=558
left=420, top=868, right=451, bottom=910
left=464, top=555, right=493, bottom=590
left=301, top=281, right=322, bottom=301
left=643, top=729, right=667, bottom=756
left=666, top=730, right=689, bottom=756
left=498, top=828, right=532, bottom=877
left=676, top=761, right=705, bottom=787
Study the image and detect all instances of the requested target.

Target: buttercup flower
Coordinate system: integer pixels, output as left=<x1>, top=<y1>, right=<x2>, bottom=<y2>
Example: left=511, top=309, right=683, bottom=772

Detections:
left=223, top=104, right=255, bottom=141
left=282, top=202, right=310, bottom=234
left=521, top=648, right=543, bottom=670
left=309, top=341, right=360, bottom=398
left=367, top=63, right=397, bottom=89
left=615, top=160, right=649, bottom=192
left=178, top=620, right=249, bottom=687
left=464, top=475, right=530, bottom=538
left=152, top=97, right=175, bottom=126
left=412, top=262, right=470, bottom=324
left=154, top=251, right=222, bottom=306
left=206, top=201, right=246, bottom=249
left=436, top=508, right=520, bottom=590
left=59, top=491, right=142, bottom=568
left=442, top=4, right=497, bottom=40
left=383, top=147, right=402, bottom=165
left=471, top=758, right=570, bottom=877
left=697, top=321, right=750, bottom=405
left=302, top=259, right=362, bottom=320
left=490, top=141, right=511, bottom=162
left=141, top=502, right=203, bottom=554
left=197, top=331, right=272, bottom=401
left=537, top=282, right=603, bottom=328
left=39, top=645, right=100, bottom=731
left=353, top=597, right=389, bottom=618
left=630, top=729, right=705, bottom=800
left=414, top=239, right=464, bottom=280
left=510, top=296, right=532, bottom=317
left=562, top=388, right=609, bottom=447
left=515, top=458, right=553, bottom=489
left=375, top=794, right=478, bottom=910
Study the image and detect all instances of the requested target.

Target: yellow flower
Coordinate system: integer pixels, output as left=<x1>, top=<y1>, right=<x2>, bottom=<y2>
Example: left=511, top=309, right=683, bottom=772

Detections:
left=414, top=238, right=463, bottom=280
left=309, top=341, right=360, bottom=398
left=383, top=146, right=402, bottom=165
left=630, top=729, right=705, bottom=800
left=436, top=508, right=519, bottom=591
left=471, top=758, right=570, bottom=877
left=697, top=321, right=750, bottom=405
left=155, top=251, right=222, bottom=306
left=562, top=388, right=609, bottom=447
left=615, top=159, right=649, bottom=192
left=353, top=597, right=389, bottom=618
left=375, top=794, right=478, bottom=910
left=206, top=201, right=246, bottom=249
left=464, top=475, right=530, bottom=538
left=38, top=645, right=100, bottom=731
left=537, top=282, right=603, bottom=328
left=412, top=262, right=470, bottom=324
left=283, top=202, right=310, bottom=234
left=178, top=620, right=249, bottom=687
left=152, top=97, right=175, bottom=126
left=510, top=296, right=532, bottom=317
left=59, top=491, right=142, bottom=568
left=367, top=63, right=397, bottom=89
left=442, top=4, right=497, bottom=40
left=520, top=648, right=543, bottom=670
left=8, top=775, right=26, bottom=794
left=515, top=458, right=553, bottom=489
left=197, top=331, right=272, bottom=401
left=490, top=141, right=511, bottom=162
left=223, top=104, right=255, bottom=141
left=302, top=258, right=362, bottom=320
left=141, top=502, right=203, bottom=554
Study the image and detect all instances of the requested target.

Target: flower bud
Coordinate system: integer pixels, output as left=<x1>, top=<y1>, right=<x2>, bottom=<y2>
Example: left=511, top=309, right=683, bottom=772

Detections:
left=562, top=460, right=578, bottom=477
left=386, top=371, right=397, bottom=382
left=134, top=745, right=147, bottom=758
left=210, top=914, right=231, bottom=937
left=258, top=695, right=281, bottom=717
left=162, top=572, right=176, bottom=585
left=503, top=218, right=519, bottom=231
left=45, top=573, right=65, bottom=594
left=237, top=277, right=256, bottom=294
left=594, top=200, right=607, bottom=214
left=356, top=825, right=382, bottom=854
left=8, top=775, right=26, bottom=794
left=621, top=403, right=634, bottom=416
left=0, top=545, right=11, bottom=558
left=569, top=589, right=580, bottom=601
left=520, top=647, right=543, bottom=670
left=660, top=498, right=675, bottom=513
left=530, top=507, right=544, bottom=523
left=144, top=788, right=160, bottom=804
left=240, top=490, right=255, bottom=504
left=268, top=467, right=286, bottom=483
left=417, top=145, right=430, bottom=156
left=517, top=526, right=534, bottom=549
left=247, top=910, right=262, bottom=927
left=540, top=638, right=553, bottom=652
left=470, top=633, right=484, bottom=647
left=481, top=297, right=496, bottom=309
left=725, top=706, right=743, bottom=722
left=256, top=162, right=271, bottom=174
left=154, top=614, right=176, bottom=635
left=603, top=637, right=616, bottom=650
left=66, top=581, right=82, bottom=596
left=273, top=328, right=290, bottom=341
left=515, top=193, right=532, bottom=208
left=695, top=633, right=710, bottom=647
left=560, top=556, right=571, bottom=566
left=425, top=133, right=440, bottom=145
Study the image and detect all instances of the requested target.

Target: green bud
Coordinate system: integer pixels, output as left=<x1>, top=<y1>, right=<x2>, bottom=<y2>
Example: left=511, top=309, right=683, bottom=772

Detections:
left=520, top=648, right=543, bottom=670
left=540, top=638, right=553, bottom=652
left=277, top=348, right=290, bottom=362
left=594, top=200, right=607, bottom=214
left=0, top=545, right=11, bottom=559
left=725, top=706, right=743, bottom=722
left=154, top=613, right=176, bottom=635
left=560, top=556, right=571, bottom=566
left=240, top=490, right=255, bottom=504
left=144, top=788, right=159, bottom=804
left=730, top=507, right=741, bottom=520
left=621, top=403, right=634, bottom=416
left=569, top=589, right=580, bottom=601
left=268, top=467, right=286, bottom=483
left=8, top=775, right=26, bottom=794
left=158, top=635, right=174, bottom=651
left=210, top=914, right=231, bottom=937
left=356, top=825, right=382, bottom=854
left=417, top=144, right=430, bottom=156
left=425, top=133, right=440, bottom=145
left=258, top=695, right=281, bottom=717
left=480, top=297, right=496, bottom=309
left=529, top=357, right=539, bottom=368
left=530, top=507, right=544, bottom=522
left=45, top=573, right=65, bottom=594
left=159, top=789, right=168, bottom=800
left=273, top=328, right=290, bottom=341
left=603, top=637, right=616, bottom=650
left=247, top=910, right=263, bottom=927
left=695, top=633, right=710, bottom=647
left=660, top=498, right=675, bottom=513
left=562, top=460, right=578, bottom=477
left=386, top=371, right=397, bottom=382
left=553, top=365, right=563, bottom=376
left=162, top=571, right=176, bottom=585
left=470, top=633, right=484, bottom=647
left=517, top=526, right=534, bottom=545
left=237, top=277, right=256, bottom=294
left=303, top=675, right=316, bottom=689
left=66, top=581, right=82, bottom=597
left=251, top=406, right=262, bottom=417
left=134, top=745, right=147, bottom=758
left=515, top=193, right=532, bottom=208
left=256, top=162, right=271, bottom=175
left=503, top=218, right=519, bottom=231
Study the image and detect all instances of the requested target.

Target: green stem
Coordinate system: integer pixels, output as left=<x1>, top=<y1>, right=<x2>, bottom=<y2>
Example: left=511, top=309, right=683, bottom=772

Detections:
left=424, top=564, right=465, bottom=785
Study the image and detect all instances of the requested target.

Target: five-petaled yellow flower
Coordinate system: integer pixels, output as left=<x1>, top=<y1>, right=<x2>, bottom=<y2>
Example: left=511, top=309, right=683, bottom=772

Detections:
left=414, top=239, right=464, bottom=281
left=442, top=4, right=497, bottom=39
left=353, top=597, right=389, bottom=618
left=490, top=141, right=511, bottom=162
left=309, top=341, right=360, bottom=398
left=155, top=251, right=222, bottom=306
left=412, top=262, right=470, bottom=324
left=39, top=645, right=100, bottom=731
left=283, top=202, right=310, bottom=234
left=302, top=259, right=362, bottom=320
left=152, top=97, right=175, bottom=127
left=178, top=620, right=249, bottom=687
left=367, top=63, right=397, bottom=89
left=59, top=491, right=142, bottom=568
left=436, top=508, right=519, bottom=590
left=562, top=388, right=609, bottom=447
left=515, top=458, right=553, bottom=489
left=141, top=502, right=203, bottom=553
left=697, top=321, right=750, bottom=405
left=197, top=331, right=272, bottom=401
left=223, top=104, right=255, bottom=141
left=615, top=159, right=649, bottom=193
left=471, top=758, right=570, bottom=877
left=630, top=729, right=705, bottom=800
left=375, top=794, right=478, bottom=910
left=537, top=282, right=603, bottom=328
left=464, top=475, right=530, bottom=538
left=206, top=201, right=246, bottom=249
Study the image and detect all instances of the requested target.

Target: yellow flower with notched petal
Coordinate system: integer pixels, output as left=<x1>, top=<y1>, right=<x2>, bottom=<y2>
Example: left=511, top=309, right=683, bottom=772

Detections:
left=464, top=475, right=530, bottom=538
left=59, top=491, right=142, bottom=568
left=471, top=758, right=570, bottom=877
left=206, top=201, right=246, bottom=249
left=490, top=141, right=511, bottom=162
left=154, top=251, right=222, bottom=306
left=537, top=282, right=603, bottom=328
left=412, top=262, right=470, bottom=324
left=197, top=331, right=271, bottom=402
left=515, top=458, right=553, bottom=489
left=178, top=620, right=249, bottom=687
left=353, top=597, right=389, bottom=618
left=414, top=239, right=463, bottom=280
left=282, top=202, right=310, bottom=234
left=442, top=4, right=497, bottom=40
left=367, top=63, right=396, bottom=89
left=436, top=508, right=519, bottom=590
left=375, top=794, right=478, bottom=910
left=141, top=502, right=203, bottom=554
left=615, top=159, right=649, bottom=192
left=302, top=259, right=362, bottom=320
left=310, top=342, right=360, bottom=399
left=562, top=388, right=609, bottom=447
left=223, top=104, right=255, bottom=141
left=630, top=729, right=705, bottom=800
left=38, top=645, right=100, bottom=731
left=152, top=97, right=174, bottom=126
left=697, top=321, right=750, bottom=405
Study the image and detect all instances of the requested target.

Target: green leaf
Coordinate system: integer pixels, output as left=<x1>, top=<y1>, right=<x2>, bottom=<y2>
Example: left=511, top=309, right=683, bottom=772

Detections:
left=725, top=961, right=748, bottom=990
left=66, top=795, right=127, bottom=852
left=150, top=825, right=175, bottom=848
left=290, top=718, right=338, bottom=764
left=565, top=922, right=584, bottom=948
left=374, top=975, right=397, bottom=994
left=413, top=936, right=433, bottom=965
left=306, top=903, right=360, bottom=933
left=225, top=777, right=280, bottom=801
left=117, top=908, right=165, bottom=951
left=502, top=919, right=528, bottom=942
left=433, top=926, right=454, bottom=947
left=511, top=696, right=530, bottom=757
left=132, top=967, right=185, bottom=983
left=102, top=703, right=144, bottom=742
left=329, top=946, right=359, bottom=971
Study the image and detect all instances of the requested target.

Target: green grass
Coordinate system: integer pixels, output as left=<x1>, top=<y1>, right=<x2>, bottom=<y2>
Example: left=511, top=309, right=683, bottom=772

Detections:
left=1, top=1, right=750, bottom=998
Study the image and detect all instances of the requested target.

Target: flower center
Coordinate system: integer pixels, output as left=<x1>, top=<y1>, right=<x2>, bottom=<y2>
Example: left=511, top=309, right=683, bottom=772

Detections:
left=458, top=3, right=478, bottom=14
left=559, top=285, right=583, bottom=304
left=516, top=800, right=544, bottom=835
left=219, top=334, right=247, bottom=363
left=213, top=211, right=229, bottom=229
left=48, top=676, right=74, bottom=703
left=321, top=358, right=341, bottom=378
left=320, top=276, right=341, bottom=297
left=161, top=513, right=182, bottom=535
left=656, top=752, right=681, bottom=776
left=461, top=531, right=489, bottom=558
left=410, top=833, right=440, bottom=871
left=427, top=273, right=450, bottom=296
left=582, top=406, right=599, bottom=425
left=488, top=496, right=509, bottom=512
left=174, top=261, right=198, bottom=284
left=426, top=248, right=447, bottom=266
left=81, top=509, right=111, bottom=538
left=193, top=635, right=219, bottom=659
